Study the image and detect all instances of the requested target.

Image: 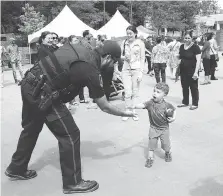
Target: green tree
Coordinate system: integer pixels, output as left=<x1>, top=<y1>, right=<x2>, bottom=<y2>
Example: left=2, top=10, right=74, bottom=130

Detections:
left=199, top=0, right=219, bottom=15
left=147, top=1, right=202, bottom=35
left=116, top=1, right=150, bottom=26
left=18, top=3, right=46, bottom=35
left=1, top=1, right=23, bottom=33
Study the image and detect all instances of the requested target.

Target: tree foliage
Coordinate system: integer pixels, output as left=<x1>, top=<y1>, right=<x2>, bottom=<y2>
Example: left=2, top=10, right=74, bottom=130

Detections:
left=199, top=0, right=219, bottom=15
left=68, top=1, right=110, bottom=30
left=18, top=3, right=45, bottom=35
left=1, top=1, right=221, bottom=35
left=1, top=1, right=23, bottom=33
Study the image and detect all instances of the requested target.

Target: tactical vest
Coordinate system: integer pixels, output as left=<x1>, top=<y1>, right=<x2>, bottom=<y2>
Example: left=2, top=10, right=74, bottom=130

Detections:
left=38, top=43, right=101, bottom=91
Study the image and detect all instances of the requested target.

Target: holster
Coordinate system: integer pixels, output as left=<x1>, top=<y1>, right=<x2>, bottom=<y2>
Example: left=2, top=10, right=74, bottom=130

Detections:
left=38, top=83, right=60, bottom=112
left=24, top=70, right=61, bottom=112
left=32, top=75, right=46, bottom=98
left=25, top=71, right=39, bottom=87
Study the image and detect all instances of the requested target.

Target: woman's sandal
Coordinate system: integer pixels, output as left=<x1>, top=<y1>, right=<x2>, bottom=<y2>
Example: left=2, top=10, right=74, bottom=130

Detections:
left=189, top=105, right=198, bottom=110
left=177, top=104, right=188, bottom=108
left=200, top=81, right=209, bottom=85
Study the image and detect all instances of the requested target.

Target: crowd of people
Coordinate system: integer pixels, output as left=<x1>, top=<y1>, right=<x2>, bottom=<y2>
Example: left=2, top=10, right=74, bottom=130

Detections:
left=1, top=25, right=222, bottom=194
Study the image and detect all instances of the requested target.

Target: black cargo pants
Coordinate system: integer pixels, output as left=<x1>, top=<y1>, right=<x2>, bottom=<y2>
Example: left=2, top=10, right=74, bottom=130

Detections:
left=7, top=79, right=82, bottom=187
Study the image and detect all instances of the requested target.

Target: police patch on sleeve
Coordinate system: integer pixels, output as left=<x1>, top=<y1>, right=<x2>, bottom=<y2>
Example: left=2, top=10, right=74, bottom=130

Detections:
left=99, top=74, right=103, bottom=87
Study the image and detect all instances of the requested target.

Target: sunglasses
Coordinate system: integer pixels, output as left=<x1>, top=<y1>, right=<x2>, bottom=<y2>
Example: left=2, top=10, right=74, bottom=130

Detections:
left=52, top=37, right=58, bottom=40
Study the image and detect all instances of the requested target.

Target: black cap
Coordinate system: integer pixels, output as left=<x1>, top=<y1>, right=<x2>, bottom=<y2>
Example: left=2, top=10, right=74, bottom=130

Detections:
left=102, top=40, right=121, bottom=58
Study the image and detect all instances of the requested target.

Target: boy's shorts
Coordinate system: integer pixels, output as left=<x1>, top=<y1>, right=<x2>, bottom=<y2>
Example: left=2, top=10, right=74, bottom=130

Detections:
left=148, top=126, right=171, bottom=152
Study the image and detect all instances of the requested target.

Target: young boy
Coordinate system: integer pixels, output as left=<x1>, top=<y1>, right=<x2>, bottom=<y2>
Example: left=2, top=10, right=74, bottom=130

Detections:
left=135, top=82, right=176, bottom=168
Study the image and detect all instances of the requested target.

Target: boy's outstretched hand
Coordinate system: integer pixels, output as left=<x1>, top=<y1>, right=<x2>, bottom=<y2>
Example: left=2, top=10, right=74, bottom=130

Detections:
left=124, top=110, right=137, bottom=117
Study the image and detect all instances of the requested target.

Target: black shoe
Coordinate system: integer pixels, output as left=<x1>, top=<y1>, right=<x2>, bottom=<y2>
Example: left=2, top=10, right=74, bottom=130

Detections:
left=165, top=152, right=172, bottom=162
left=5, top=169, right=37, bottom=180
left=211, top=77, right=218, bottom=80
left=63, top=180, right=99, bottom=194
left=145, top=158, right=154, bottom=168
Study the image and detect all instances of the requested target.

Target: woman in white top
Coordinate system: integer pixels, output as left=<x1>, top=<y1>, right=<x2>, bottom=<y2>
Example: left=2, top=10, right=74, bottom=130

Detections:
left=121, top=25, right=146, bottom=121
left=167, top=38, right=182, bottom=79
left=209, top=32, right=219, bottom=80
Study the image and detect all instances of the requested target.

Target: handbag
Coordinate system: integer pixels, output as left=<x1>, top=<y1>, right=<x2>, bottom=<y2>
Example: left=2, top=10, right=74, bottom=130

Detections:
left=210, top=46, right=219, bottom=61
left=151, top=47, right=160, bottom=69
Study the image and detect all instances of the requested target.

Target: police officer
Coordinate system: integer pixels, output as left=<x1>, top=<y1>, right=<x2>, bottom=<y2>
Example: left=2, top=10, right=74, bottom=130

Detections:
left=5, top=40, right=135, bottom=194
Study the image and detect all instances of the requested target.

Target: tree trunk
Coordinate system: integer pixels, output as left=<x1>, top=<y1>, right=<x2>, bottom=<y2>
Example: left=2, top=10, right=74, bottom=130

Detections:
left=1, top=25, right=6, bottom=34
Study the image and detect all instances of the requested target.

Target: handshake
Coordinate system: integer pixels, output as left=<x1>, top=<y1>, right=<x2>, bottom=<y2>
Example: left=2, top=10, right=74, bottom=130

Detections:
left=123, top=110, right=137, bottom=118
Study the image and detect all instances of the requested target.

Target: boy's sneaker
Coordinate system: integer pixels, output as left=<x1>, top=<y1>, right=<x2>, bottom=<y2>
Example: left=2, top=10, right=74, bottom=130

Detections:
left=122, top=116, right=129, bottom=121
left=145, top=158, right=154, bottom=168
left=165, top=152, right=172, bottom=162
left=132, top=116, right=139, bottom=121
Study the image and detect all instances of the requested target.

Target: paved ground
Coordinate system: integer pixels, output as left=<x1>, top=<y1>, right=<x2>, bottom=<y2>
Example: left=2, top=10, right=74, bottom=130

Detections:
left=1, top=56, right=223, bottom=196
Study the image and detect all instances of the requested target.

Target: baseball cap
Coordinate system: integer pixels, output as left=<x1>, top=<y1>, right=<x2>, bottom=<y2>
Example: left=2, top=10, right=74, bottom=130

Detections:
left=102, top=40, right=121, bottom=59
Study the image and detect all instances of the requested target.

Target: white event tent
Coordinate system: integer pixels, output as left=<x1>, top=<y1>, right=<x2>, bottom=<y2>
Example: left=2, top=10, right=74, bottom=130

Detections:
left=97, top=10, right=130, bottom=39
left=97, top=10, right=156, bottom=39
left=28, top=5, right=97, bottom=43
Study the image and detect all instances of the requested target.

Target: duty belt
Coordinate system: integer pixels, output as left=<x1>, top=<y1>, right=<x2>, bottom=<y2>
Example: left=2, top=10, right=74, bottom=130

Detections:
left=24, top=71, right=39, bottom=87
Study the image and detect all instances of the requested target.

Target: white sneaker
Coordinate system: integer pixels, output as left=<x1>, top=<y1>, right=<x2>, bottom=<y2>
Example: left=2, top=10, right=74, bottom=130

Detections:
left=122, top=116, right=129, bottom=121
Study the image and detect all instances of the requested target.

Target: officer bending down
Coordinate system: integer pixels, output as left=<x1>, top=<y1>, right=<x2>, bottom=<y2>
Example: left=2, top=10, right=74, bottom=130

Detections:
left=5, top=41, right=135, bottom=194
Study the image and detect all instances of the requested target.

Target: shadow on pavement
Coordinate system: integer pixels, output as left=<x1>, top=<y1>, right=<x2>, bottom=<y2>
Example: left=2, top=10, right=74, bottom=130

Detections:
left=1, top=140, right=133, bottom=196
left=81, top=140, right=133, bottom=160
left=190, top=176, right=223, bottom=196
left=28, top=140, right=133, bottom=172
left=29, top=147, right=60, bottom=171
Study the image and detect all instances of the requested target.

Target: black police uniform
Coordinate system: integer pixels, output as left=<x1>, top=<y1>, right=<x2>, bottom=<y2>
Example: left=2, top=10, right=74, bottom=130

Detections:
left=6, top=43, right=105, bottom=188
left=101, top=64, right=114, bottom=100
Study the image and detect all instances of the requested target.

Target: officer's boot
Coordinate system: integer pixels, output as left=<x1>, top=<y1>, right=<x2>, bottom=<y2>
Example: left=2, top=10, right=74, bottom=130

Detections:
left=5, top=168, right=37, bottom=180
left=63, top=180, right=99, bottom=194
